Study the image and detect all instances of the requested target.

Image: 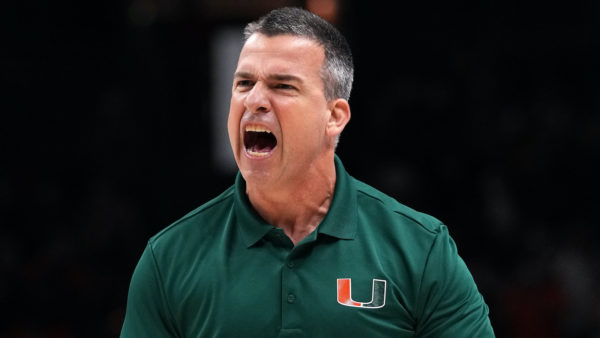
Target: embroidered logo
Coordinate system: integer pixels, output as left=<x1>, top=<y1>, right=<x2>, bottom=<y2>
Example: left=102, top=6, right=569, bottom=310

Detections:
left=337, top=278, right=387, bottom=309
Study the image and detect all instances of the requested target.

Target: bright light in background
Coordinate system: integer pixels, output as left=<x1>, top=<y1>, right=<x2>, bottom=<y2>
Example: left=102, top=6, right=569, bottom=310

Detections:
left=210, top=26, right=244, bottom=173
left=307, top=0, right=339, bottom=24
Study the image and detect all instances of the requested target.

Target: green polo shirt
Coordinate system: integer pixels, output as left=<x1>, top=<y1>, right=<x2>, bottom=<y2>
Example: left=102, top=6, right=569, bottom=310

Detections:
left=121, top=156, right=494, bottom=337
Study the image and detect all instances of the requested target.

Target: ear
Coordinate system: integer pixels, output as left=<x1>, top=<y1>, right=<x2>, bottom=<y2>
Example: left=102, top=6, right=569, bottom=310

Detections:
left=326, top=98, right=351, bottom=138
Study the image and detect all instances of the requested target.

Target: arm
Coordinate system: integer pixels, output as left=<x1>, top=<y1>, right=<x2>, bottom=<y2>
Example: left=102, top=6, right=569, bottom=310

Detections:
left=415, top=225, right=495, bottom=337
left=121, top=243, right=181, bottom=338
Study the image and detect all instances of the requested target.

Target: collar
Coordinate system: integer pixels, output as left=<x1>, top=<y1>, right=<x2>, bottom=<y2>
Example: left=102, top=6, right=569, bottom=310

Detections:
left=235, top=155, right=358, bottom=248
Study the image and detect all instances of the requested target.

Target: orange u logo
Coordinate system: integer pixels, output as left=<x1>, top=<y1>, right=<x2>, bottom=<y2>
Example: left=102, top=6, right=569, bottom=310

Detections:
left=337, top=278, right=387, bottom=308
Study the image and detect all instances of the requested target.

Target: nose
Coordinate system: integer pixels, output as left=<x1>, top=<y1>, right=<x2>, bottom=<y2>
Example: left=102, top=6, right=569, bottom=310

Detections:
left=244, top=82, right=271, bottom=114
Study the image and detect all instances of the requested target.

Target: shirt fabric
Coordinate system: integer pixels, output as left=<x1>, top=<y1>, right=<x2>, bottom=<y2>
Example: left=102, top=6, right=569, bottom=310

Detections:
left=121, top=156, right=495, bottom=337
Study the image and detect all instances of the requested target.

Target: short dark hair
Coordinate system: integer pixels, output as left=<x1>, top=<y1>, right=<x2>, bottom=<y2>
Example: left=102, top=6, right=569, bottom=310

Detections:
left=244, top=7, right=354, bottom=101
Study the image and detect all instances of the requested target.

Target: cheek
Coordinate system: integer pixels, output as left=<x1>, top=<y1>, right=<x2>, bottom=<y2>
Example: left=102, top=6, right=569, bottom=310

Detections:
left=227, top=98, right=244, bottom=148
left=283, top=112, right=328, bottom=149
left=226, top=116, right=236, bottom=148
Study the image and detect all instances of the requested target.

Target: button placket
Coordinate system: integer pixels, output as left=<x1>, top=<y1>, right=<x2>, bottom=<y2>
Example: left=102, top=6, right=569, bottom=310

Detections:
left=281, top=253, right=301, bottom=330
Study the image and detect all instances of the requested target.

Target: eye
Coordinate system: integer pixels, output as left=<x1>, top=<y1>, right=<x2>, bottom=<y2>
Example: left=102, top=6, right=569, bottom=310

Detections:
left=236, top=80, right=254, bottom=89
left=274, top=83, right=296, bottom=90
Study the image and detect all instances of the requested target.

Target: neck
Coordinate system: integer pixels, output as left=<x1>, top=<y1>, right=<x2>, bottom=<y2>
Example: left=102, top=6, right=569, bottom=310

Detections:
left=246, top=155, right=337, bottom=245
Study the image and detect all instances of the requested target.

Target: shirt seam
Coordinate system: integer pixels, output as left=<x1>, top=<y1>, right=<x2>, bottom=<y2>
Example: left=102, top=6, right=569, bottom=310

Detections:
left=148, top=242, right=183, bottom=337
left=393, top=211, right=438, bottom=235
left=356, top=189, right=439, bottom=235
left=413, top=231, right=441, bottom=335
left=152, top=188, right=234, bottom=243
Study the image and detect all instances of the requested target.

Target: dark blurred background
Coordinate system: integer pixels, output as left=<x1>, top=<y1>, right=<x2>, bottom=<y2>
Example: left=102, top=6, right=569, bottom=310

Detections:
left=2, top=0, right=599, bottom=337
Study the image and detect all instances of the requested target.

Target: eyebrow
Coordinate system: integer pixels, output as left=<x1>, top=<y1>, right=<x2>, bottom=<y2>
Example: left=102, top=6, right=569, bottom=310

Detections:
left=234, top=71, right=303, bottom=84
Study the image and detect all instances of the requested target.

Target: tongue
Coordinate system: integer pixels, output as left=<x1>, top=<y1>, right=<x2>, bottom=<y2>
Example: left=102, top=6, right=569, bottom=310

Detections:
left=246, top=131, right=276, bottom=153
left=251, top=139, right=273, bottom=153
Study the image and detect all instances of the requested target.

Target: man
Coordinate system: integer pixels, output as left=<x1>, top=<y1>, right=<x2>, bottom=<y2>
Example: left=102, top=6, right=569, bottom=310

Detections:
left=121, top=7, right=495, bottom=337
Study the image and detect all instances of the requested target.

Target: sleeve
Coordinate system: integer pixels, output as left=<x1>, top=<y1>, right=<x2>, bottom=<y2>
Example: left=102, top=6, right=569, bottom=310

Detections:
left=414, top=225, right=495, bottom=338
left=120, top=242, right=181, bottom=338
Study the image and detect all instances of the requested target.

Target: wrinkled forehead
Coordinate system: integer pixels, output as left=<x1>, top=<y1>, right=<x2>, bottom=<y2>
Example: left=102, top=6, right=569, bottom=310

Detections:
left=237, top=33, right=326, bottom=76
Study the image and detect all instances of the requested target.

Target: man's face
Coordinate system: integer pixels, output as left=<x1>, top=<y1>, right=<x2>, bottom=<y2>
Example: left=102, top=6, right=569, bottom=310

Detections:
left=228, top=33, right=331, bottom=186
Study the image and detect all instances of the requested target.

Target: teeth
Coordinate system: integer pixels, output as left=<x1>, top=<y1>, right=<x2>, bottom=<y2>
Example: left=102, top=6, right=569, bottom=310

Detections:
left=244, top=124, right=275, bottom=157
left=247, top=149, right=270, bottom=157
left=245, top=125, right=272, bottom=133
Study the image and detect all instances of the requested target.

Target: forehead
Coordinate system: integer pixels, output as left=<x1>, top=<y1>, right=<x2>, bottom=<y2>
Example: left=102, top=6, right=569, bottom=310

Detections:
left=236, top=34, right=325, bottom=78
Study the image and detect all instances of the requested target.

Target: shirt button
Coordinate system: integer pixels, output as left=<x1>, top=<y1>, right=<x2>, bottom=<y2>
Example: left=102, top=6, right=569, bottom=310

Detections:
left=287, top=293, right=296, bottom=303
left=287, top=261, right=294, bottom=268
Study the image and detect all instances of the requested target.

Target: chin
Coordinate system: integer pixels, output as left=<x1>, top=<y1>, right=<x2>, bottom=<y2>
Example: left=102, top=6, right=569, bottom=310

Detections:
left=240, top=166, right=275, bottom=185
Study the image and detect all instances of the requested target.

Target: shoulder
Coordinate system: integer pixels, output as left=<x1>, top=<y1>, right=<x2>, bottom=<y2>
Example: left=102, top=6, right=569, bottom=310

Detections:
left=148, top=185, right=236, bottom=250
left=351, top=177, right=444, bottom=236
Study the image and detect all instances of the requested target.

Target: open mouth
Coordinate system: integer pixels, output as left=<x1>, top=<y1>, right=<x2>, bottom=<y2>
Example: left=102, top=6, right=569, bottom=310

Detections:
left=244, top=125, right=277, bottom=157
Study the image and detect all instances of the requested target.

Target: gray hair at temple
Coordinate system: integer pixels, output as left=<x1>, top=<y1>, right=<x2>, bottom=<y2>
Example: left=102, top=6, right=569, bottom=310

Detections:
left=243, top=7, right=354, bottom=102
